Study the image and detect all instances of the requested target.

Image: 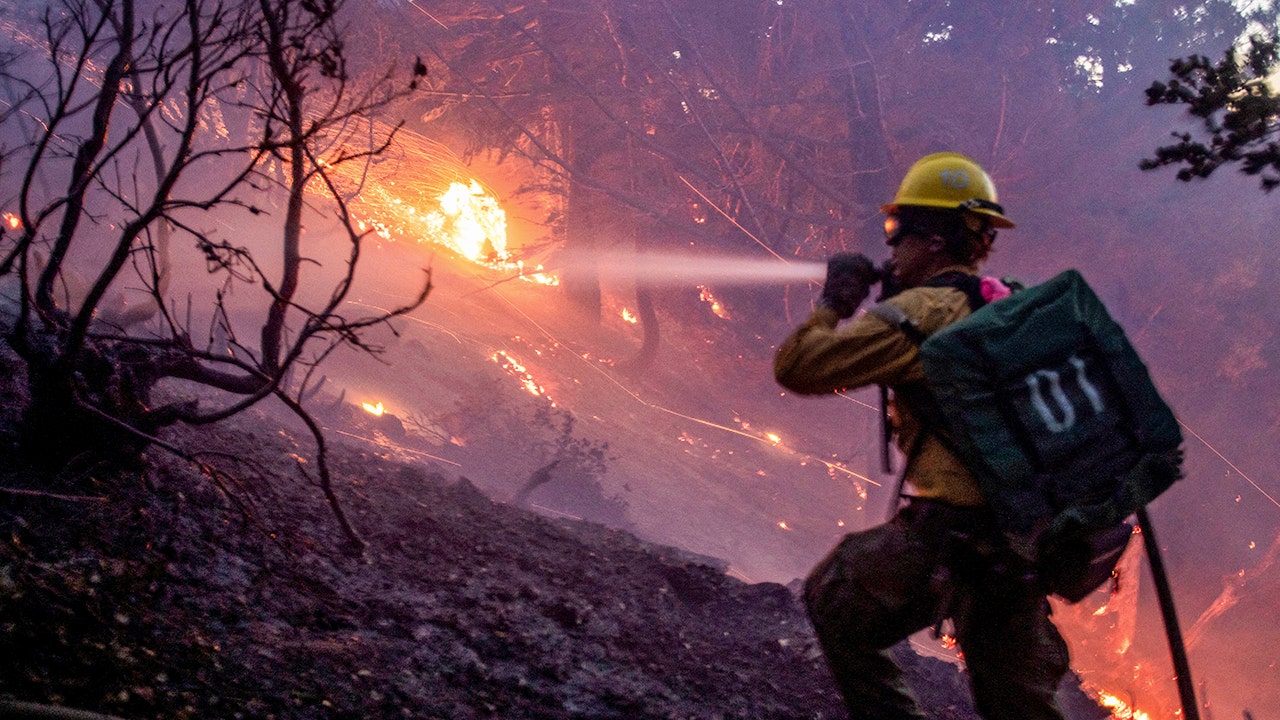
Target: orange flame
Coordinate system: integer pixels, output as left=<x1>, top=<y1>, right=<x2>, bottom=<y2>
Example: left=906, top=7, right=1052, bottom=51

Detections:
left=295, top=121, right=562, bottom=284
left=361, top=401, right=385, bottom=417
left=349, top=178, right=559, bottom=285
left=1096, top=691, right=1151, bottom=720
left=3, top=212, right=19, bottom=230
left=434, top=180, right=508, bottom=261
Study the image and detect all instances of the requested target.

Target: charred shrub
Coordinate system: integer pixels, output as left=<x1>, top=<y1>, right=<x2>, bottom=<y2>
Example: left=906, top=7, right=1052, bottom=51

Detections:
left=515, top=406, right=629, bottom=531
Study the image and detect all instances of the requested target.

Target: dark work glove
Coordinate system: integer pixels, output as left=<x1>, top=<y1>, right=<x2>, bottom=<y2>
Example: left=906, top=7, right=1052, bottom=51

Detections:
left=819, top=252, right=879, bottom=319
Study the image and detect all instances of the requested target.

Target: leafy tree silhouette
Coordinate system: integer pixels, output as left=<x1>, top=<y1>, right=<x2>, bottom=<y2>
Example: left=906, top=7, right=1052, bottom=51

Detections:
left=1142, top=33, right=1280, bottom=190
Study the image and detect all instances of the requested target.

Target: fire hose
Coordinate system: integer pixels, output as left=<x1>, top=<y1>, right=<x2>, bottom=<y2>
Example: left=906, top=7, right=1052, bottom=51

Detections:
left=1136, top=507, right=1201, bottom=720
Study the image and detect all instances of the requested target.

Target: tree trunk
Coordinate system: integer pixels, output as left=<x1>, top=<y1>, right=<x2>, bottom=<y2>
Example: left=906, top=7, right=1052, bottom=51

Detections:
left=561, top=139, right=604, bottom=323
left=834, top=3, right=892, bottom=225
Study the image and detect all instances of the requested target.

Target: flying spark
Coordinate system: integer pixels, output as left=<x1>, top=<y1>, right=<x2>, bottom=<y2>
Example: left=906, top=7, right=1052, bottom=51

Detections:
left=1180, top=419, right=1278, bottom=509
left=484, top=286, right=881, bottom=489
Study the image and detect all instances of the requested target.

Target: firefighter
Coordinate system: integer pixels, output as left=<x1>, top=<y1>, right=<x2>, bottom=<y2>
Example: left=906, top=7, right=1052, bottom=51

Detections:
left=773, top=152, right=1070, bottom=720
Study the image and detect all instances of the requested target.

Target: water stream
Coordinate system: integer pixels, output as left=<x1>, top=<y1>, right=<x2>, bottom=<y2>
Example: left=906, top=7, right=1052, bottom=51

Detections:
left=552, top=251, right=828, bottom=286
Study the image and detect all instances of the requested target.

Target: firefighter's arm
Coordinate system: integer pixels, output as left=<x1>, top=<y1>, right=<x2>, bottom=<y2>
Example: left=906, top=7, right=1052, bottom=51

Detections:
left=773, top=303, right=922, bottom=394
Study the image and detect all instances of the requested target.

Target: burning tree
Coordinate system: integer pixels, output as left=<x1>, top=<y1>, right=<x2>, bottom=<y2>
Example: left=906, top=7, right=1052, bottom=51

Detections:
left=377, top=0, right=898, bottom=366
left=0, top=0, right=429, bottom=551
left=370, top=0, right=1219, bottom=362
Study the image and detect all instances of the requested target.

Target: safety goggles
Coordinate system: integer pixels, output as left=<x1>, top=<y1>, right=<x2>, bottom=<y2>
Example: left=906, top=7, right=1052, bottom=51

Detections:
left=883, top=215, right=913, bottom=246
left=959, top=199, right=1003, bottom=245
left=884, top=208, right=998, bottom=247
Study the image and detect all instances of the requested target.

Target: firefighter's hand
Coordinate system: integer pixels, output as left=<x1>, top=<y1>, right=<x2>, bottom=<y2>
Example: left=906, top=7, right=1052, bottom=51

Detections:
left=820, top=252, right=878, bottom=319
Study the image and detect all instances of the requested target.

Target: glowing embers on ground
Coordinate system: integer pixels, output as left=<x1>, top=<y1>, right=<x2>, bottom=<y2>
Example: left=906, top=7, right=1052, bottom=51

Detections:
left=491, top=350, right=554, bottom=404
left=697, top=285, right=731, bottom=319
left=361, top=401, right=386, bottom=417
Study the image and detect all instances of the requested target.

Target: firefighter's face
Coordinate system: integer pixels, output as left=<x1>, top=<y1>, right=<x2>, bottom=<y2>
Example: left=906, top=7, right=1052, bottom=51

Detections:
left=886, top=229, right=943, bottom=288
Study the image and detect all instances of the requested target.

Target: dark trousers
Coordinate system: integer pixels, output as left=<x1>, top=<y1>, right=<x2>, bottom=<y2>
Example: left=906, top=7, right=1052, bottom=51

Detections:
left=803, top=500, right=1069, bottom=720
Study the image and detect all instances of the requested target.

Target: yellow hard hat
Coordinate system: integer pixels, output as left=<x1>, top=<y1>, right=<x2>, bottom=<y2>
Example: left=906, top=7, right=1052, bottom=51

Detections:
left=881, top=152, right=1015, bottom=229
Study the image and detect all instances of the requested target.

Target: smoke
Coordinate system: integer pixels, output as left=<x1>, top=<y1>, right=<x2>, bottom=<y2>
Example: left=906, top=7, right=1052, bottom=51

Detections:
left=1186, top=529, right=1280, bottom=650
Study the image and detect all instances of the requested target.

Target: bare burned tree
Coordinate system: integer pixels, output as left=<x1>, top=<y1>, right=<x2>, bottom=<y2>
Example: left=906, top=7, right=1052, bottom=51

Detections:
left=0, top=0, right=430, bottom=552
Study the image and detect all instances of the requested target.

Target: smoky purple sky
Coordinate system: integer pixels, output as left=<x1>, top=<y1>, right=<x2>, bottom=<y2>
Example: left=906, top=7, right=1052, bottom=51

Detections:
left=3, top=0, right=1278, bottom=717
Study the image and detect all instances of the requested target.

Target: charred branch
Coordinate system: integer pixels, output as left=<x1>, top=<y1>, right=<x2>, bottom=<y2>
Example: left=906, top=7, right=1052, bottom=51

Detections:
left=0, top=0, right=430, bottom=550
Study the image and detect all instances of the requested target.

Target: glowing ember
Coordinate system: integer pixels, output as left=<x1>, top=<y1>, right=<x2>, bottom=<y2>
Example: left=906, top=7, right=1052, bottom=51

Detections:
left=697, top=285, right=731, bottom=319
left=361, top=401, right=385, bottom=416
left=491, top=350, right=551, bottom=401
left=765, top=432, right=782, bottom=445
left=620, top=308, right=639, bottom=324
left=1097, top=691, right=1151, bottom=720
left=777, top=520, right=791, bottom=530
left=514, top=259, right=560, bottom=286
left=3, top=212, right=19, bottom=230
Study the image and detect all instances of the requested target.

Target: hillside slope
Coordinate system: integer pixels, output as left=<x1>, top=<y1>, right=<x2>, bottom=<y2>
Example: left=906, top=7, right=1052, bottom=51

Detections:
left=0, top=402, right=1106, bottom=719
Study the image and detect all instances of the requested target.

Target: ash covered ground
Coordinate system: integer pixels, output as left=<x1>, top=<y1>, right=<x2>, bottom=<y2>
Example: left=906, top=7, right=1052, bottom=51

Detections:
left=0, top=402, right=1110, bottom=720
left=0, top=242, right=1115, bottom=719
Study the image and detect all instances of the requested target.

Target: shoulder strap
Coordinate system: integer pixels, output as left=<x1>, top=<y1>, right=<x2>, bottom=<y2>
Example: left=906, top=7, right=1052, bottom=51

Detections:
left=865, top=272, right=985, bottom=347
left=924, top=271, right=986, bottom=313
left=868, top=272, right=985, bottom=513
left=865, top=301, right=927, bottom=344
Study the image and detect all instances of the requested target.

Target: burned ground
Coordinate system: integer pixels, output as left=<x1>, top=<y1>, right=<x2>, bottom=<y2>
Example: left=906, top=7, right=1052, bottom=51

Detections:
left=0, top=399, right=1111, bottom=720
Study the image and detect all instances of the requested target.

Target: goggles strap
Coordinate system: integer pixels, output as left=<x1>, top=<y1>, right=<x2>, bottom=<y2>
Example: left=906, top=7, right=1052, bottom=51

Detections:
left=957, top=197, right=1005, bottom=215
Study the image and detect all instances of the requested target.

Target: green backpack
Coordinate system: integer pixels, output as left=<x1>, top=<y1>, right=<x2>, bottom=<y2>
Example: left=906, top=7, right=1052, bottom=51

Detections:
left=909, top=269, right=1183, bottom=601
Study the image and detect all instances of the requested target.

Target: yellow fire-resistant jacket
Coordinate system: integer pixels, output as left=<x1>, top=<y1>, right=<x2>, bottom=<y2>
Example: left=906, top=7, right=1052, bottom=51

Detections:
left=773, top=265, right=985, bottom=507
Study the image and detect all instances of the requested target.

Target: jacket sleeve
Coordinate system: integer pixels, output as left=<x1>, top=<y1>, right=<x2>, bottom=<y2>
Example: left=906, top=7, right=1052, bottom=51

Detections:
left=773, top=302, right=925, bottom=395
